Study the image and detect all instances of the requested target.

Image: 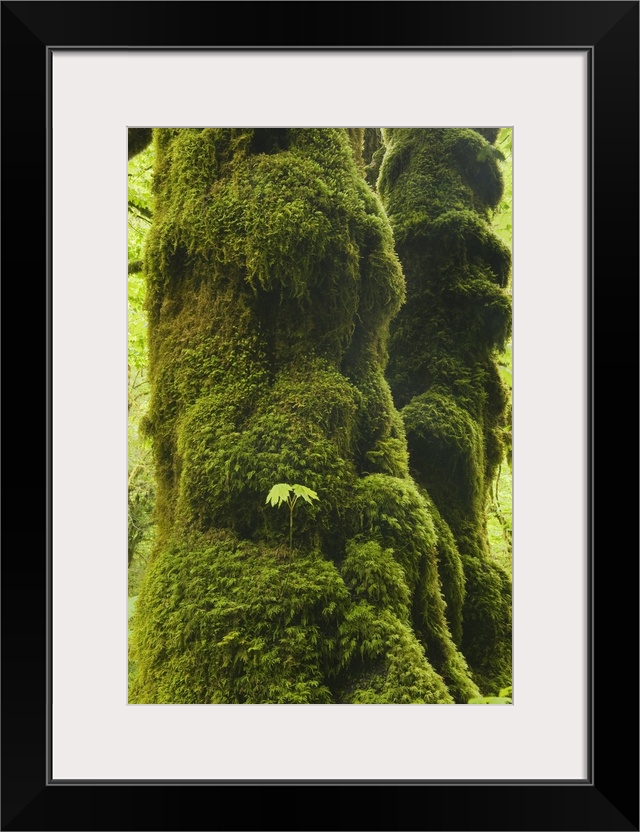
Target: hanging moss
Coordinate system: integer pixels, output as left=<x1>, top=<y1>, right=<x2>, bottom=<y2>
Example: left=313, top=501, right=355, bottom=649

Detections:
left=346, top=474, right=477, bottom=702
left=361, top=128, right=384, bottom=188
left=378, top=128, right=512, bottom=693
left=335, top=605, right=455, bottom=704
left=423, top=493, right=465, bottom=647
left=131, top=128, right=480, bottom=704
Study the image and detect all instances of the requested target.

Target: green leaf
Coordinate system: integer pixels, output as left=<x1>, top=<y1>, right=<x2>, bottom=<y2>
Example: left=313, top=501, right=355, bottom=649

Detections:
left=266, top=483, right=292, bottom=507
left=499, top=686, right=513, bottom=698
left=468, top=696, right=512, bottom=704
left=291, top=484, right=319, bottom=504
left=128, top=596, right=138, bottom=620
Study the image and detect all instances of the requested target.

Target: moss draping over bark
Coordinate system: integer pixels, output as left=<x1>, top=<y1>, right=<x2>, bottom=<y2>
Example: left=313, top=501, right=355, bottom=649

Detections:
left=378, top=128, right=512, bottom=693
left=130, top=128, right=480, bottom=704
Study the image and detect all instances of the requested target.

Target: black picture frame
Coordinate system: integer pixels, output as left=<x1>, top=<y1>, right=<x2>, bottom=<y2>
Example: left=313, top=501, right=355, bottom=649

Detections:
left=2, top=2, right=638, bottom=830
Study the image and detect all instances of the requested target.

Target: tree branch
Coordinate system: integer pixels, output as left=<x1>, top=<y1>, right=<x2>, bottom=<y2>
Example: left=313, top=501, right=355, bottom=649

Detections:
left=128, top=201, right=153, bottom=220
left=128, top=128, right=152, bottom=160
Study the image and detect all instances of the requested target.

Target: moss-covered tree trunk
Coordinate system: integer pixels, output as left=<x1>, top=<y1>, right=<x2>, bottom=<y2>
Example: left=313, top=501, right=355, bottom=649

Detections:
left=129, top=128, right=480, bottom=704
left=378, top=128, right=513, bottom=693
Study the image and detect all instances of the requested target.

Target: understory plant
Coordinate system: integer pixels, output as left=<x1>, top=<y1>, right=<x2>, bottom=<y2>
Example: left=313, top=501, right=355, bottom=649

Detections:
left=468, top=685, right=513, bottom=704
left=266, top=483, right=319, bottom=553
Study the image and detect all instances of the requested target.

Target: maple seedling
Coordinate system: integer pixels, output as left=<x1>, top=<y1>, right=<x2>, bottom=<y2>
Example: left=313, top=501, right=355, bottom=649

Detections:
left=266, top=483, right=319, bottom=553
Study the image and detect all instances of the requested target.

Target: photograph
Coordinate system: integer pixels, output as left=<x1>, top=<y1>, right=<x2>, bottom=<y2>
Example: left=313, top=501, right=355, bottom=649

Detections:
left=127, top=127, right=513, bottom=706
left=2, top=0, right=637, bottom=826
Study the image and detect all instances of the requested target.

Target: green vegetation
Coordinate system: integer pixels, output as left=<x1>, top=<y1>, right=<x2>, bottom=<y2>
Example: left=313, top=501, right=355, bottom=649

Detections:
left=128, top=128, right=512, bottom=704
left=378, top=128, right=513, bottom=693
left=128, top=145, right=155, bottom=593
left=490, top=128, right=513, bottom=249
left=266, top=483, right=320, bottom=553
left=469, top=685, right=513, bottom=704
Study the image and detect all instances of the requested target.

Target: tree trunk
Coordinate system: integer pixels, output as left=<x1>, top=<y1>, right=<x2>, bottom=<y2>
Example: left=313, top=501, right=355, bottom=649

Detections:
left=129, top=128, right=480, bottom=704
left=378, top=128, right=513, bottom=693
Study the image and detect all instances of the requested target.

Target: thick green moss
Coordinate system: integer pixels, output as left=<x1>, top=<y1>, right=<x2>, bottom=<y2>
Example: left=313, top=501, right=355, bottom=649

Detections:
left=458, top=555, right=512, bottom=694
left=336, top=605, right=455, bottom=704
left=132, top=128, right=481, bottom=703
left=130, top=532, right=348, bottom=704
left=378, top=128, right=512, bottom=693
left=422, top=493, right=466, bottom=647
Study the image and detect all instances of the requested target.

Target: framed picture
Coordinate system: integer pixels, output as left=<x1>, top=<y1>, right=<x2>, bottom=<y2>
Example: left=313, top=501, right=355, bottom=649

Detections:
left=3, top=2, right=637, bottom=829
